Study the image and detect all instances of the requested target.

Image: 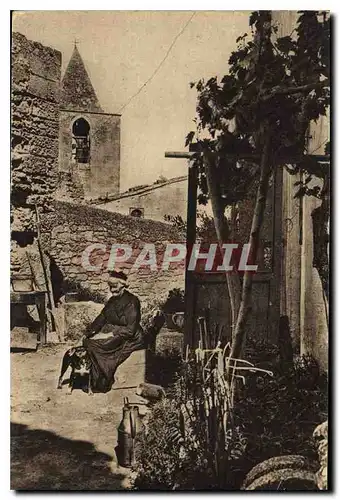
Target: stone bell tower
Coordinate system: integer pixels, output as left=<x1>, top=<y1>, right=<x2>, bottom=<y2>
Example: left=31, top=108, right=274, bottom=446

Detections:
left=58, top=44, right=120, bottom=201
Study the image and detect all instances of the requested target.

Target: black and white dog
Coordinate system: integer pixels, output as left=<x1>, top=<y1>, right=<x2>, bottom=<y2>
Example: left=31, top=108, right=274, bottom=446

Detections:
left=57, top=346, right=93, bottom=396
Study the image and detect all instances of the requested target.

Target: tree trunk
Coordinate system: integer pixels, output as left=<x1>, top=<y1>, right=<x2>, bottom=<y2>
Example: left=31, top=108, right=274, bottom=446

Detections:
left=311, top=204, right=329, bottom=302
left=228, top=137, right=272, bottom=369
left=311, top=172, right=329, bottom=315
left=203, top=152, right=242, bottom=335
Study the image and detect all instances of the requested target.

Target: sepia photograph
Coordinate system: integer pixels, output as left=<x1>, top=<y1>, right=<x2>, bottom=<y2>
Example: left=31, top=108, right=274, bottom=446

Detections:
left=10, top=9, right=329, bottom=491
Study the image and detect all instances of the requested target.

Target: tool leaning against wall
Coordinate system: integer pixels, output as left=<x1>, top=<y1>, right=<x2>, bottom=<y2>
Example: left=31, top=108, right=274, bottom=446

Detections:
left=34, top=204, right=63, bottom=342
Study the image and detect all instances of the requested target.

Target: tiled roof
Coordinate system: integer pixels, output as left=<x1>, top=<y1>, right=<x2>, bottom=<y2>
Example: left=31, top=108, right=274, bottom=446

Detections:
left=89, top=175, right=188, bottom=205
left=60, top=46, right=103, bottom=113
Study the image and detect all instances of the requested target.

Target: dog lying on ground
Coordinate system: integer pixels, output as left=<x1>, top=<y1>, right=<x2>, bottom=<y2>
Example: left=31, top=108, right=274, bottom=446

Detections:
left=57, top=347, right=93, bottom=396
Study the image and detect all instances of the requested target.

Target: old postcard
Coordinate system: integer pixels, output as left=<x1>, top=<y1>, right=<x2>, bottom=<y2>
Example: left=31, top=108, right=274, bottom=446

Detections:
left=10, top=10, right=329, bottom=491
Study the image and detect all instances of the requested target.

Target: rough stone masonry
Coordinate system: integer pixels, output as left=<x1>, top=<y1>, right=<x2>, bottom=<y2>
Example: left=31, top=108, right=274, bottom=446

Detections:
left=11, top=32, right=61, bottom=231
left=41, top=200, right=185, bottom=309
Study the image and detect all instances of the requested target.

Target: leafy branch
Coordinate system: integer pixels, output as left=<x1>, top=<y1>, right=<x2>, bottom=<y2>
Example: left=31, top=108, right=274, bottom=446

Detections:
left=186, top=10, right=330, bottom=370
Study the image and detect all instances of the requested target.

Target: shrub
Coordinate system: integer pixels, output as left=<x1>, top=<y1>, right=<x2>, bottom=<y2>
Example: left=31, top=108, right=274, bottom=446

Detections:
left=233, top=352, right=328, bottom=475
left=145, top=348, right=183, bottom=388
left=134, top=351, right=249, bottom=490
left=133, top=392, right=236, bottom=490
left=161, top=288, right=185, bottom=313
left=140, top=287, right=184, bottom=329
left=133, top=342, right=328, bottom=491
left=133, top=398, right=185, bottom=490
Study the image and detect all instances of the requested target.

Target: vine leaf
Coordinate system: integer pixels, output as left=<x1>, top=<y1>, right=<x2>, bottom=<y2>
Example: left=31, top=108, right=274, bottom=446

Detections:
left=185, top=131, right=195, bottom=147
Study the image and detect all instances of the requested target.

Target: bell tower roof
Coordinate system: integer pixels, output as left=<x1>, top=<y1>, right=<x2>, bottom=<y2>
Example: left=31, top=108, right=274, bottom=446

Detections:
left=60, top=45, right=103, bottom=113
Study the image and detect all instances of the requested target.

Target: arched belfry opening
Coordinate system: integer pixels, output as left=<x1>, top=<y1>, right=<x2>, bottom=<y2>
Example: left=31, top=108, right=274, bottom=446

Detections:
left=72, top=117, right=90, bottom=163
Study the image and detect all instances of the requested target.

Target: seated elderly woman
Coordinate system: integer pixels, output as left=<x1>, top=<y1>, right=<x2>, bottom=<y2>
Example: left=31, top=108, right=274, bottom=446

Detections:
left=82, top=270, right=161, bottom=393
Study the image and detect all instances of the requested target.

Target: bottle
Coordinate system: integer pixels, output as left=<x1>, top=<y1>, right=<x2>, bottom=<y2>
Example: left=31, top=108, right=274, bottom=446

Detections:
left=130, top=405, right=144, bottom=466
left=116, top=398, right=144, bottom=468
left=116, top=397, right=133, bottom=467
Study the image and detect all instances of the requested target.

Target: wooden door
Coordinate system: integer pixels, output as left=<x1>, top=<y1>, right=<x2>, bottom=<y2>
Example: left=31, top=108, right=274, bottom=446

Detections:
left=184, top=165, right=283, bottom=348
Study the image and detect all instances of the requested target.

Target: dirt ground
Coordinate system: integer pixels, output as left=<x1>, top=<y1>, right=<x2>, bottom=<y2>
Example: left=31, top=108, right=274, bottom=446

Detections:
left=11, top=343, right=145, bottom=491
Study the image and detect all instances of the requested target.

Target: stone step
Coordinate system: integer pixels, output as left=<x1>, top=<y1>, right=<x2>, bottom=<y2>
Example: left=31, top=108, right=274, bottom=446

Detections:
left=114, top=349, right=145, bottom=388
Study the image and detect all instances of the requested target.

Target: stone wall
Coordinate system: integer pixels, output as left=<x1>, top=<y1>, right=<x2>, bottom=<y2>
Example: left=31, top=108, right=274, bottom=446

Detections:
left=11, top=32, right=61, bottom=231
left=40, top=201, right=185, bottom=309
left=58, top=110, right=120, bottom=201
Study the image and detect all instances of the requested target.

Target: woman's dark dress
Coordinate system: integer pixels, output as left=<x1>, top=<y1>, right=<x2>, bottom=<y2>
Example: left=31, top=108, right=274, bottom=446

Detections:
left=83, top=290, right=144, bottom=393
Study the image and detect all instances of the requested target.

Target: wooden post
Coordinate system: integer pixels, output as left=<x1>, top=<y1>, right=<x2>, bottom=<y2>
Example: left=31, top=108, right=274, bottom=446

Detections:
left=184, top=162, right=198, bottom=348
left=36, top=293, right=47, bottom=345
left=34, top=205, right=62, bottom=341
left=165, top=150, right=198, bottom=349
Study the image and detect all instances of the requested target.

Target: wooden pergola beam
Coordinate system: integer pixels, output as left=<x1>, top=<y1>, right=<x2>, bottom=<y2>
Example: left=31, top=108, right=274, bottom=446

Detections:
left=165, top=151, right=330, bottom=163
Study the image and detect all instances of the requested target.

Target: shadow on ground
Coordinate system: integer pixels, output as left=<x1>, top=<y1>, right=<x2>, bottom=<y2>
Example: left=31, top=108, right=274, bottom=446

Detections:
left=11, top=422, right=125, bottom=491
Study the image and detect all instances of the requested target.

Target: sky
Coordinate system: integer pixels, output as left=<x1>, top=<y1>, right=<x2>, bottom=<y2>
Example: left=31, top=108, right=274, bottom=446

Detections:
left=12, top=11, right=250, bottom=191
